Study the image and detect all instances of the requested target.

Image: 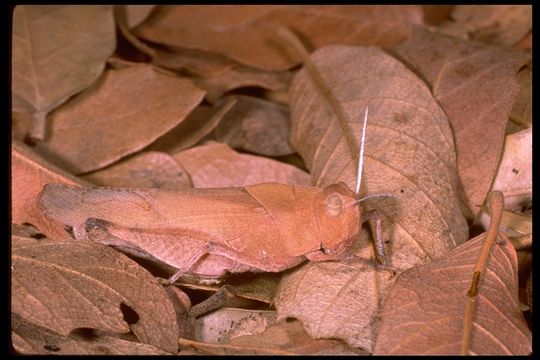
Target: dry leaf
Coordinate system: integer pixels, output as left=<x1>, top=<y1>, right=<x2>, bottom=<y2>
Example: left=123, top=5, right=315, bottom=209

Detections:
left=439, top=5, right=532, bottom=47
left=393, top=27, right=530, bottom=217
left=275, top=257, right=397, bottom=351
left=289, top=44, right=468, bottom=267
left=173, top=142, right=311, bottom=188
left=11, top=141, right=89, bottom=240
left=134, top=5, right=423, bottom=71
left=180, top=318, right=362, bottom=355
left=12, top=5, right=115, bottom=140
left=82, top=151, right=192, bottom=190
left=12, top=313, right=169, bottom=355
left=149, top=97, right=236, bottom=154
left=374, top=233, right=531, bottom=355
left=33, top=64, right=205, bottom=174
left=214, top=96, right=294, bottom=156
left=12, top=237, right=180, bottom=353
left=510, top=67, right=532, bottom=128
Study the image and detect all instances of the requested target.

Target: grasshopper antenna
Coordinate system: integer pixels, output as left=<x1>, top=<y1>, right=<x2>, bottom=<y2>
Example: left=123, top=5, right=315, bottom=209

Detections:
left=355, top=106, right=369, bottom=195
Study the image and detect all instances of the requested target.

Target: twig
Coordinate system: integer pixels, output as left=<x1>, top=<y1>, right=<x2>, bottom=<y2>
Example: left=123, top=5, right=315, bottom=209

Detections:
left=460, top=191, right=504, bottom=355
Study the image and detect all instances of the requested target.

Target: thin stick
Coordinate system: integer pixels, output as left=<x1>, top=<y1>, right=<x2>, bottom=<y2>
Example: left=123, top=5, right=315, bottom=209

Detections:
left=276, top=27, right=359, bottom=175
left=460, top=191, right=504, bottom=355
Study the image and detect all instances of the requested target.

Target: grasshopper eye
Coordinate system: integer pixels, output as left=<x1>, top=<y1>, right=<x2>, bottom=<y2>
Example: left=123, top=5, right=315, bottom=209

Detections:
left=324, top=193, right=342, bottom=217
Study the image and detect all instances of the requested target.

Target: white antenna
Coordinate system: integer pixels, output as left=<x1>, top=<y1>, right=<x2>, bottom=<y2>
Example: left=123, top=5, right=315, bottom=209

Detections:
left=355, top=106, right=369, bottom=195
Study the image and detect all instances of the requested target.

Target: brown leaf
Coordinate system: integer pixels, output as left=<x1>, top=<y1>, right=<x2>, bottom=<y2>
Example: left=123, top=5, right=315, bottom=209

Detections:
left=12, top=6, right=115, bottom=140
left=134, top=5, right=423, bottom=71
left=393, top=27, right=530, bottom=217
left=289, top=45, right=468, bottom=267
left=12, top=237, right=180, bottom=353
left=12, top=313, right=169, bottom=355
left=33, top=64, right=205, bottom=174
left=11, top=141, right=88, bottom=240
left=374, top=233, right=531, bottom=355
left=149, top=97, right=236, bottom=154
left=172, top=142, right=311, bottom=187
left=214, top=96, right=294, bottom=156
left=180, top=317, right=362, bottom=355
left=438, top=5, right=532, bottom=47
left=82, top=151, right=192, bottom=190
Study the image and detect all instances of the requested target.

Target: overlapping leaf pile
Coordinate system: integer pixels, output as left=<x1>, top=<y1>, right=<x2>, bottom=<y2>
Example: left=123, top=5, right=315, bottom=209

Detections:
left=11, top=5, right=531, bottom=355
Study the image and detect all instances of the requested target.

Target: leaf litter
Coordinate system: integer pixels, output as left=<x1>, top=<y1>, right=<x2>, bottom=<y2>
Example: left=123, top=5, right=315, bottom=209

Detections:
left=11, top=5, right=531, bottom=355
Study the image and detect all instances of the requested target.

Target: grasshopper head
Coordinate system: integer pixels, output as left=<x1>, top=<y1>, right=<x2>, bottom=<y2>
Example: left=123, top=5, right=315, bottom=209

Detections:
left=316, top=183, right=361, bottom=256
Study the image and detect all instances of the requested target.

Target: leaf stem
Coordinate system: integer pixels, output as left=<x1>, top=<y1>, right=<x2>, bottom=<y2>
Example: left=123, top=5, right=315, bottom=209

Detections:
left=460, top=191, right=504, bottom=355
